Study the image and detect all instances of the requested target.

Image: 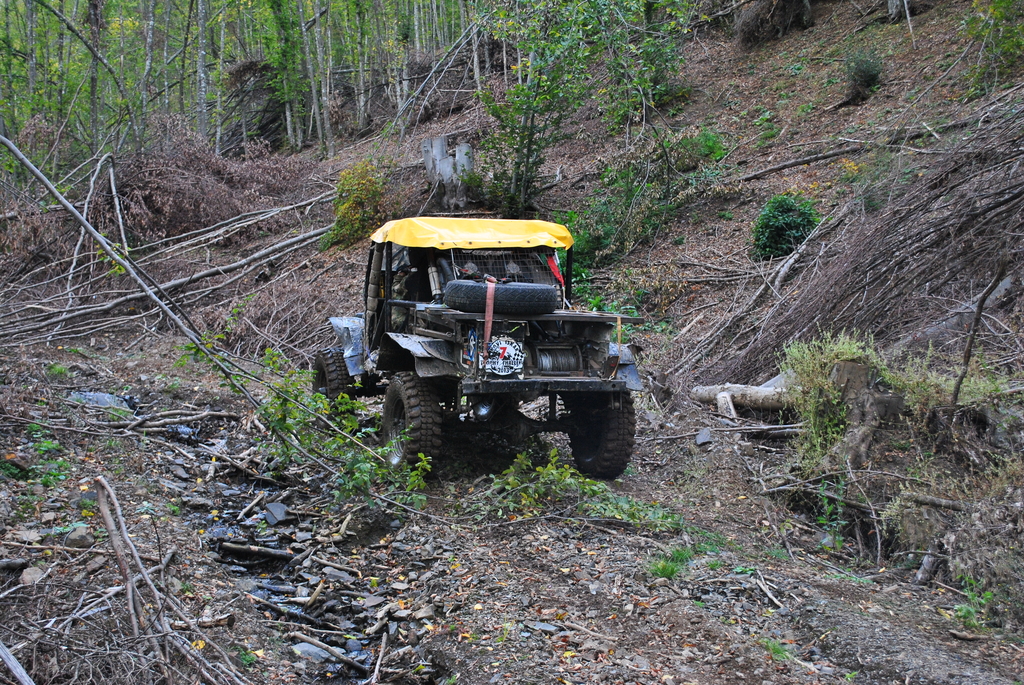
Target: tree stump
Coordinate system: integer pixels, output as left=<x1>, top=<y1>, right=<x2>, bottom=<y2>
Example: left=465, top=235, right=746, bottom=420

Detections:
left=421, top=137, right=475, bottom=209
left=828, top=361, right=904, bottom=470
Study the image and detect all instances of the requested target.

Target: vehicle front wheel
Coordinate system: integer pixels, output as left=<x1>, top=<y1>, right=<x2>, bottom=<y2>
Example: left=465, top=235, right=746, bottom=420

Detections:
left=563, top=392, right=636, bottom=479
left=312, top=347, right=354, bottom=400
left=381, top=373, right=444, bottom=467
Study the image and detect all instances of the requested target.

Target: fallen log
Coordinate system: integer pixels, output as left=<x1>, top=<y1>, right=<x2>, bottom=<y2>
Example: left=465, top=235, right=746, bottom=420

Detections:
left=691, top=384, right=787, bottom=410
left=219, top=542, right=295, bottom=560
left=903, top=492, right=966, bottom=512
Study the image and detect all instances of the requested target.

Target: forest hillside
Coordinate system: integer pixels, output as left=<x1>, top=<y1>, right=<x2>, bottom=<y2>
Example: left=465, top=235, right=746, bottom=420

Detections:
left=1, top=0, right=1023, bottom=683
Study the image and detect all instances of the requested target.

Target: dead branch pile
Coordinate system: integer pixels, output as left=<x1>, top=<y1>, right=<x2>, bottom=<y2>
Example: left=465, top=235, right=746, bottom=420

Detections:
left=734, top=0, right=813, bottom=48
left=705, top=103, right=1024, bottom=384
left=95, top=116, right=322, bottom=241
left=0, top=480, right=248, bottom=685
left=944, top=486, right=1024, bottom=629
left=0, top=127, right=357, bottom=357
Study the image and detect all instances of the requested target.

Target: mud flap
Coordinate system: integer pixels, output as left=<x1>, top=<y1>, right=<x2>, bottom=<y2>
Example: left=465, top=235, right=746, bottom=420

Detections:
left=328, top=316, right=366, bottom=377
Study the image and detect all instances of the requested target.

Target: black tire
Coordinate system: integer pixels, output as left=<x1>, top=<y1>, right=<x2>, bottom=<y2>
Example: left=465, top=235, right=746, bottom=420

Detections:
left=313, top=348, right=354, bottom=400
left=381, top=372, right=444, bottom=467
left=443, top=279, right=559, bottom=315
left=563, top=392, right=636, bottom=479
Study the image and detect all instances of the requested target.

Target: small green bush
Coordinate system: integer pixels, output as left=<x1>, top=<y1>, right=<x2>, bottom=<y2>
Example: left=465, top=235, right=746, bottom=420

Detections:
left=781, top=332, right=878, bottom=463
left=751, top=193, right=820, bottom=259
left=650, top=559, right=681, bottom=579
left=965, top=0, right=1024, bottom=92
left=680, top=129, right=727, bottom=162
left=845, top=50, right=882, bottom=102
left=669, top=547, right=695, bottom=564
left=322, top=161, right=387, bottom=250
left=567, top=129, right=727, bottom=270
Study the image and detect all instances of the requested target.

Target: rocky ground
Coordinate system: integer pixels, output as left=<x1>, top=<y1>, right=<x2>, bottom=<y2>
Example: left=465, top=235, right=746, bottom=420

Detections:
left=3, top=0, right=1023, bottom=682
left=2, top=336, right=1021, bottom=685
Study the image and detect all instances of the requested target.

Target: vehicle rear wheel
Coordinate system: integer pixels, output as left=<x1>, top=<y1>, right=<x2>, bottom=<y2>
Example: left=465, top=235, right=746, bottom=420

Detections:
left=563, top=392, right=636, bottom=479
left=443, top=279, right=559, bottom=315
left=313, top=348, right=354, bottom=400
left=382, top=372, right=444, bottom=467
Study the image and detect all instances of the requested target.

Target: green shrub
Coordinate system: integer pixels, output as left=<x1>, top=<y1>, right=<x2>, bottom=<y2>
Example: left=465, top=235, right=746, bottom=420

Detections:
left=965, top=0, right=1024, bottom=92
left=680, top=129, right=727, bottom=162
left=751, top=193, right=820, bottom=259
left=845, top=50, right=882, bottom=102
left=650, top=559, right=681, bottom=579
left=669, top=547, right=695, bottom=564
left=322, top=161, right=387, bottom=250
left=482, top=451, right=682, bottom=530
left=568, top=129, right=727, bottom=269
left=781, top=333, right=878, bottom=463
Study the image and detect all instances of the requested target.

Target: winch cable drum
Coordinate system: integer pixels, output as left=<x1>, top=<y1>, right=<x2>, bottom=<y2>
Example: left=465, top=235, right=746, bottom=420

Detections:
left=531, top=345, right=583, bottom=372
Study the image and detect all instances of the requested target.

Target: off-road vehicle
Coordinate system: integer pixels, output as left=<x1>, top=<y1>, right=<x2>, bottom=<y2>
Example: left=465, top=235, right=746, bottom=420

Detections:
left=314, top=217, right=642, bottom=479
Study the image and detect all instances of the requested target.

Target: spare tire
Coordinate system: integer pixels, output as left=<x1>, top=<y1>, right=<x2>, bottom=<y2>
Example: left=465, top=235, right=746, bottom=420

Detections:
left=443, top=279, right=559, bottom=315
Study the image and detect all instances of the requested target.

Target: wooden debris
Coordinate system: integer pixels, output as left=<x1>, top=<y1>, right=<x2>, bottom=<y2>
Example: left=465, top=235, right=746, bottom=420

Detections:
left=691, top=383, right=787, bottom=410
left=0, top=639, right=35, bottom=685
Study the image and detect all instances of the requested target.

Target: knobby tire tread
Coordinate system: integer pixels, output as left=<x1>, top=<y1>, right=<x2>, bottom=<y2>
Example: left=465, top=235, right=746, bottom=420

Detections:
left=383, top=372, right=444, bottom=465
left=313, top=347, right=354, bottom=400
left=563, top=392, right=636, bottom=479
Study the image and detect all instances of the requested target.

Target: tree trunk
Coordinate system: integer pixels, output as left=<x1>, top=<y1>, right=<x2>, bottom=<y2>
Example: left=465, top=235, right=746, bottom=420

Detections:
left=314, top=0, right=334, bottom=155
left=26, top=0, right=37, bottom=108
left=690, top=384, right=788, bottom=410
left=88, top=0, right=102, bottom=151
left=196, top=0, right=210, bottom=138
left=297, top=0, right=324, bottom=151
left=141, top=0, right=156, bottom=145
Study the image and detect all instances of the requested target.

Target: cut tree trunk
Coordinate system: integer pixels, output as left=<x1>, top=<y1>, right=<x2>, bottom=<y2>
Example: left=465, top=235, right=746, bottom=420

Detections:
left=827, top=361, right=905, bottom=470
left=691, top=383, right=787, bottom=410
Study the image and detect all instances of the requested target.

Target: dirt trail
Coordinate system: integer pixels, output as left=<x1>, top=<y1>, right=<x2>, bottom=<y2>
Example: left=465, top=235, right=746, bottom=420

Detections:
left=2, top=337, right=1020, bottom=684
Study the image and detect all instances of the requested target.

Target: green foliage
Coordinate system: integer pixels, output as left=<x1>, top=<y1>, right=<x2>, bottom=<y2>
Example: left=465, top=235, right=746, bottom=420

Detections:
left=679, top=129, right=727, bottom=162
left=233, top=647, right=259, bottom=668
left=322, top=161, right=388, bottom=249
left=954, top=576, right=995, bottom=629
left=46, top=363, right=68, bottom=377
left=844, top=49, right=883, bottom=100
left=816, top=482, right=848, bottom=551
left=751, top=193, right=820, bottom=259
left=490, top=451, right=606, bottom=510
left=592, top=0, right=695, bottom=127
left=964, top=0, right=1024, bottom=92
left=760, top=638, right=791, bottom=661
left=567, top=129, right=727, bottom=269
left=884, top=347, right=1009, bottom=417
left=31, top=459, right=71, bottom=487
left=781, top=332, right=877, bottom=463
left=33, top=440, right=63, bottom=456
left=0, top=461, right=26, bottom=480
left=484, top=451, right=682, bottom=530
left=480, top=2, right=593, bottom=217
left=479, top=0, right=693, bottom=216
left=257, top=348, right=359, bottom=464
left=753, top=109, right=780, bottom=146
left=669, top=546, right=695, bottom=564
left=265, top=0, right=305, bottom=117
left=649, top=558, right=681, bottom=579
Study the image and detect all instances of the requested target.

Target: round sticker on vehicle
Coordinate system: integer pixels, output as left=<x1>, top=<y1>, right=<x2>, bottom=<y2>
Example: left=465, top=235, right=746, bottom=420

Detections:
left=485, top=336, right=525, bottom=376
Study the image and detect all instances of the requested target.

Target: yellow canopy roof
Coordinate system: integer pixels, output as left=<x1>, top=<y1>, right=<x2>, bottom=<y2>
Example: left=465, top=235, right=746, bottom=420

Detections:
left=370, top=217, right=574, bottom=249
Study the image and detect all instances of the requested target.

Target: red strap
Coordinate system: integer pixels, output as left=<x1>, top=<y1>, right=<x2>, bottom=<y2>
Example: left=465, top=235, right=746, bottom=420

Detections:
left=482, top=279, right=496, bottom=363
left=546, top=254, right=565, bottom=287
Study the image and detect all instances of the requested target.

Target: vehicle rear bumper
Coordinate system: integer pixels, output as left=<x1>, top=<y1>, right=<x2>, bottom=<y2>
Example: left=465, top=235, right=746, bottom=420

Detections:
left=461, top=378, right=628, bottom=395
